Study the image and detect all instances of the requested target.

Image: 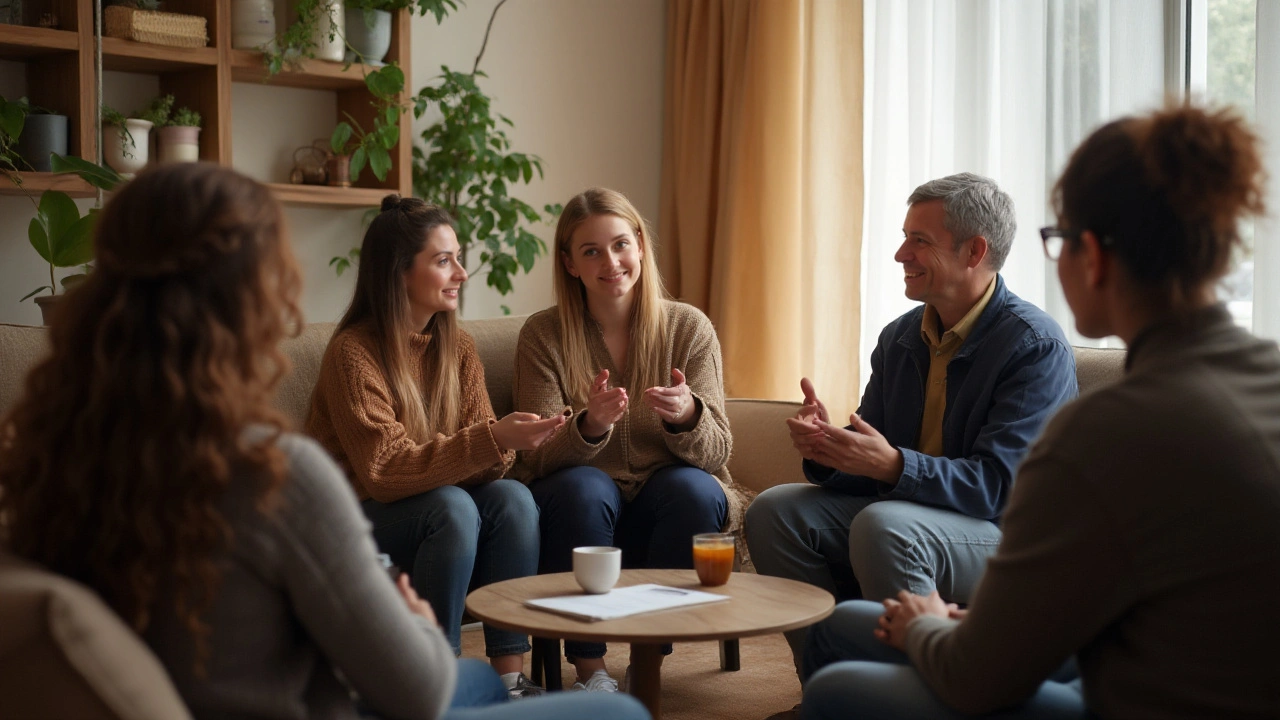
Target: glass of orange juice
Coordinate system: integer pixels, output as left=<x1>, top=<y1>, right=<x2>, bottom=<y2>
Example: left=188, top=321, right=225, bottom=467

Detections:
left=692, top=533, right=735, bottom=586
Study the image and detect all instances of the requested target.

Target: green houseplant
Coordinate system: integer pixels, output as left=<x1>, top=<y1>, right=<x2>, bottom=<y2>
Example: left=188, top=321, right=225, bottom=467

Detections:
left=0, top=94, right=31, bottom=177
left=329, top=62, right=404, bottom=184
left=264, top=0, right=455, bottom=76
left=20, top=155, right=125, bottom=313
left=407, top=1, right=560, bottom=308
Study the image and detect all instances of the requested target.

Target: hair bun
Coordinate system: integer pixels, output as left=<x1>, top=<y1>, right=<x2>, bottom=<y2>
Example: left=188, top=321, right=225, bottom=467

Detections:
left=381, top=194, right=403, bottom=212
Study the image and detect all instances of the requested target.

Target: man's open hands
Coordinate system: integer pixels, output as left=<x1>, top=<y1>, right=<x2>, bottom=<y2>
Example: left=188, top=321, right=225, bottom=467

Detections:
left=785, top=378, right=904, bottom=483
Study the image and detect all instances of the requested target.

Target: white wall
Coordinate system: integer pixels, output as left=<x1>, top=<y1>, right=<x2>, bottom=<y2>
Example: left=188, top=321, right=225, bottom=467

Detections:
left=0, top=0, right=665, bottom=326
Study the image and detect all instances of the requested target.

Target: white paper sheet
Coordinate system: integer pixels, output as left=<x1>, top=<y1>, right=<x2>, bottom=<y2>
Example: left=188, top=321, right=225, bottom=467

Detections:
left=524, top=583, right=730, bottom=622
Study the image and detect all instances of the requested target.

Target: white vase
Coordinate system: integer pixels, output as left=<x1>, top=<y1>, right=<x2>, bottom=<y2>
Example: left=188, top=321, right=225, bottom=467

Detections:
left=311, top=0, right=345, bottom=62
left=232, top=0, right=276, bottom=51
left=343, top=8, right=390, bottom=65
left=103, top=118, right=153, bottom=178
left=158, top=125, right=201, bottom=163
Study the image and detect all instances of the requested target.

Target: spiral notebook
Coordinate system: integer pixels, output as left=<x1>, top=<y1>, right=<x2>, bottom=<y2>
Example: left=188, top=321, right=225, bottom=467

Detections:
left=524, top=583, right=729, bottom=622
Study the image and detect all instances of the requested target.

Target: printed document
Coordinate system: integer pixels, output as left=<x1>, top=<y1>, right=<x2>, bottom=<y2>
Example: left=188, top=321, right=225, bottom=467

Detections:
left=525, top=583, right=729, bottom=622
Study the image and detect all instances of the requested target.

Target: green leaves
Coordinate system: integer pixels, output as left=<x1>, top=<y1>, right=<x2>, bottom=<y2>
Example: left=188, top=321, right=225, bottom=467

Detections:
left=328, top=63, right=406, bottom=183
left=366, top=64, right=404, bottom=99
left=28, top=191, right=95, bottom=268
left=330, top=122, right=354, bottom=155
left=410, top=67, right=558, bottom=297
left=329, top=247, right=360, bottom=277
left=50, top=153, right=123, bottom=191
left=0, top=95, right=27, bottom=142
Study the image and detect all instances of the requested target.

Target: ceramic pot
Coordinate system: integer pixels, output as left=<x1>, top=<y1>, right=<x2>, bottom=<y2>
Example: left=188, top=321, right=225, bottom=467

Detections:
left=231, top=0, right=276, bottom=50
left=16, top=113, right=67, bottom=172
left=33, top=294, right=59, bottom=326
left=343, top=7, right=390, bottom=65
left=158, top=125, right=201, bottom=163
left=311, top=0, right=345, bottom=62
left=326, top=153, right=350, bottom=187
left=103, top=118, right=153, bottom=177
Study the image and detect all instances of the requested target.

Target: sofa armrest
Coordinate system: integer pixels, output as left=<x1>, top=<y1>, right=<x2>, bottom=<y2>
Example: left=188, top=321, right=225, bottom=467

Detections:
left=726, top=398, right=807, bottom=494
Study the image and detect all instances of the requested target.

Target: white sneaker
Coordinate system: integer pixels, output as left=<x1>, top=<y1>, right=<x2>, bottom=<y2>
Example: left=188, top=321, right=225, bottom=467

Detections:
left=571, top=669, right=619, bottom=693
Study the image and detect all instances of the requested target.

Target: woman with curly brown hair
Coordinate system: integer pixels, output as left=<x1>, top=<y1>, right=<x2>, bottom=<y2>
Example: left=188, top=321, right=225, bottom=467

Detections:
left=0, top=164, right=648, bottom=720
left=798, top=104, right=1280, bottom=719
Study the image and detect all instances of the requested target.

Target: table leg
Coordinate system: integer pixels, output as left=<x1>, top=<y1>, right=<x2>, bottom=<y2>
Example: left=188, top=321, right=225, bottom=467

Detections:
left=629, top=643, right=663, bottom=720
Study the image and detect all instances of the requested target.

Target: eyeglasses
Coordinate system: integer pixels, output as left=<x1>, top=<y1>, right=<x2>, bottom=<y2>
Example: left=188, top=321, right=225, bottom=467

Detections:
left=1039, top=226, right=1081, bottom=261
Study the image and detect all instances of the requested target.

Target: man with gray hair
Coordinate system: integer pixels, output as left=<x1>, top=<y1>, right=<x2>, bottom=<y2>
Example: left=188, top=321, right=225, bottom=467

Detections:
left=746, top=172, right=1077, bottom=675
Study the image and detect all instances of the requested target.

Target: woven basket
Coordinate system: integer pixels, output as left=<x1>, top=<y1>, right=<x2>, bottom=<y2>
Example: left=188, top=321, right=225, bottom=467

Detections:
left=104, top=6, right=208, bottom=48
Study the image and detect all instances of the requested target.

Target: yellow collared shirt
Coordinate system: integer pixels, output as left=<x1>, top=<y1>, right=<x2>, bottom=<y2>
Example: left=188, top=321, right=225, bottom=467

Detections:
left=917, top=278, right=997, bottom=457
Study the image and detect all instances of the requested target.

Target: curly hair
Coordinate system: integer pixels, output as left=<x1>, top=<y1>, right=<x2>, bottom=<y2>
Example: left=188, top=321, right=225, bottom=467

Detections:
left=1053, top=103, right=1267, bottom=293
left=0, top=163, right=303, bottom=672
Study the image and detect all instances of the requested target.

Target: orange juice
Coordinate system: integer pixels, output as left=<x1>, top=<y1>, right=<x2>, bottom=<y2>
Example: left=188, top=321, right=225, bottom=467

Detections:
left=692, top=534, right=735, bottom=586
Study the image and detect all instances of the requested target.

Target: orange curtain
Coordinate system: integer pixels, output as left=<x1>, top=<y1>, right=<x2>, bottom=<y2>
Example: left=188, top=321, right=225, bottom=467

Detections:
left=659, top=0, right=864, bottom=417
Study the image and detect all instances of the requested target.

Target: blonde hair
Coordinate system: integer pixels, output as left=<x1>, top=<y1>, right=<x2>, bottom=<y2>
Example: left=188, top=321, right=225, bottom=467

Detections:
left=553, top=188, right=669, bottom=405
left=336, top=195, right=460, bottom=440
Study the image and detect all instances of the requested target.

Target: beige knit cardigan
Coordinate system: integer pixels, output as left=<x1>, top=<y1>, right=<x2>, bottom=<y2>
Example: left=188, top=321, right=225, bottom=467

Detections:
left=512, top=300, right=753, bottom=537
left=306, top=324, right=515, bottom=504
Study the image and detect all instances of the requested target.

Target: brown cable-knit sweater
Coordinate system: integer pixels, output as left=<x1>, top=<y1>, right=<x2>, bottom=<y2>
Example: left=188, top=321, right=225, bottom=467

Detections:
left=512, top=300, right=753, bottom=538
left=306, top=324, right=515, bottom=504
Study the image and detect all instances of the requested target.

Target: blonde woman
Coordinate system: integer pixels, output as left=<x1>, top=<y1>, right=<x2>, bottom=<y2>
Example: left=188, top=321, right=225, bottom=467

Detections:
left=514, top=188, right=752, bottom=691
left=307, top=196, right=565, bottom=699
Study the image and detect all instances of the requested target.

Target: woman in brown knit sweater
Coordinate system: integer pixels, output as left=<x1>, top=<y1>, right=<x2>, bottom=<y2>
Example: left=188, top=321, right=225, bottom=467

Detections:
left=513, top=188, right=752, bottom=691
left=307, top=196, right=565, bottom=698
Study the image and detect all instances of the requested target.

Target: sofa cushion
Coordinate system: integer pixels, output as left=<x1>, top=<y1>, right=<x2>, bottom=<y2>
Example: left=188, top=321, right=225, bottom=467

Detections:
left=0, top=553, right=193, bottom=720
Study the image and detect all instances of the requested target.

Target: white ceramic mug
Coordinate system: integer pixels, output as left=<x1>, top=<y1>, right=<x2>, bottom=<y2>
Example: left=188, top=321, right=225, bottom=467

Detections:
left=572, top=546, right=621, bottom=594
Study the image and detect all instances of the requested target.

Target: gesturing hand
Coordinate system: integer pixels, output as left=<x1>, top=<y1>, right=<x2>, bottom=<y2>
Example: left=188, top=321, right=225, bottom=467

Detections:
left=491, top=411, right=567, bottom=452
left=581, top=369, right=628, bottom=439
left=787, top=377, right=828, bottom=460
left=397, top=573, right=439, bottom=626
left=643, top=368, right=698, bottom=429
left=803, top=413, right=904, bottom=483
left=874, top=590, right=950, bottom=650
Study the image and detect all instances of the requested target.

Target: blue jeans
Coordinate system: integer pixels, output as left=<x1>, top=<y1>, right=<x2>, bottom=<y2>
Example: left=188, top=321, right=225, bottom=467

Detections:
left=801, top=601, right=1089, bottom=720
left=745, top=484, right=1001, bottom=668
left=445, top=659, right=649, bottom=719
left=530, top=465, right=728, bottom=660
left=361, top=479, right=539, bottom=657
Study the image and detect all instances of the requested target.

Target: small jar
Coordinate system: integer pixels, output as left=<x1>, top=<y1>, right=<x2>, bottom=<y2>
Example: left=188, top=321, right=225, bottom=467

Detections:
left=231, top=0, right=276, bottom=51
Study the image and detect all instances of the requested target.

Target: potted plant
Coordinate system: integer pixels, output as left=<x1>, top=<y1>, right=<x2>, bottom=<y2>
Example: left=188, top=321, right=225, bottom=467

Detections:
left=341, top=0, right=392, bottom=66
left=1, top=96, right=69, bottom=174
left=159, top=105, right=201, bottom=163
left=328, top=62, right=404, bottom=186
left=102, top=104, right=154, bottom=177
left=20, top=154, right=125, bottom=324
left=263, top=0, right=454, bottom=75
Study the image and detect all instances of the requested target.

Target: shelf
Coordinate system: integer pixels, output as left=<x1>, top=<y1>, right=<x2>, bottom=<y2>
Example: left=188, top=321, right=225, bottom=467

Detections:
left=102, top=37, right=219, bottom=73
left=266, top=182, right=391, bottom=208
left=230, top=49, right=374, bottom=90
left=0, top=24, right=78, bottom=59
left=0, top=172, right=96, bottom=198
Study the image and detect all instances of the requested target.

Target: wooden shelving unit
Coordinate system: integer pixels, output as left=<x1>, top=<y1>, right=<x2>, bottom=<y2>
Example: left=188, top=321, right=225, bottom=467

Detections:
left=1, top=0, right=412, bottom=208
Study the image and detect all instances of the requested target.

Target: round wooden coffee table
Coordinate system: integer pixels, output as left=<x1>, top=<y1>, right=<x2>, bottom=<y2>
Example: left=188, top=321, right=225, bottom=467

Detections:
left=466, top=569, right=834, bottom=719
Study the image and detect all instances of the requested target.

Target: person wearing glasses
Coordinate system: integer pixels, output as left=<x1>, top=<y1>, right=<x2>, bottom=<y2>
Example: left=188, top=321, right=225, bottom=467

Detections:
left=746, top=172, right=1077, bottom=674
left=798, top=104, right=1280, bottom=718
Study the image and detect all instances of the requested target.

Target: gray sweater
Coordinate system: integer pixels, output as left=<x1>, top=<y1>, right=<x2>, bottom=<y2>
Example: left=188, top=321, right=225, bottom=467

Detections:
left=143, top=433, right=457, bottom=720
left=906, top=305, right=1280, bottom=717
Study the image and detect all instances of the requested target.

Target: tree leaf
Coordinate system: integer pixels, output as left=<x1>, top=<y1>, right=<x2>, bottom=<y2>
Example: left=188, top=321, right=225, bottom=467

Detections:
left=60, top=273, right=87, bottom=289
left=20, top=286, right=53, bottom=302
left=0, top=99, right=25, bottom=139
left=32, top=191, right=80, bottom=265
left=50, top=154, right=124, bottom=191
left=350, top=147, right=368, bottom=182
left=52, top=212, right=96, bottom=267
left=368, top=146, right=392, bottom=181
left=331, top=123, right=353, bottom=154
left=28, top=216, right=52, bottom=264
left=367, top=64, right=405, bottom=98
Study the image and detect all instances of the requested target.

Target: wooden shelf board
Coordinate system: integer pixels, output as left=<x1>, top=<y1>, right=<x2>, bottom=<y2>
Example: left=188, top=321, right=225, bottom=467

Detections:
left=0, top=172, right=96, bottom=198
left=229, top=49, right=373, bottom=90
left=102, top=37, right=218, bottom=73
left=266, top=182, right=391, bottom=208
left=0, top=25, right=78, bottom=59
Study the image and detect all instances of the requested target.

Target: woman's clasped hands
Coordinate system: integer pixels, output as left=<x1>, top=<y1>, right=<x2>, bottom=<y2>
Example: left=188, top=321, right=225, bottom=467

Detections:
left=580, top=367, right=700, bottom=440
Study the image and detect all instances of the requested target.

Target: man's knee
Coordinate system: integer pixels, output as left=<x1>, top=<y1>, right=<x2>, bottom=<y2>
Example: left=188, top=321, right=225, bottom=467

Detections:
left=848, top=502, right=931, bottom=599
left=745, top=484, right=814, bottom=544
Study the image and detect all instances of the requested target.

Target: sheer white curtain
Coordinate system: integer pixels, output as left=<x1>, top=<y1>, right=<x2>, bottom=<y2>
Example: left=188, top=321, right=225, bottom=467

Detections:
left=1253, top=0, right=1280, bottom=342
left=860, top=0, right=1169, bottom=383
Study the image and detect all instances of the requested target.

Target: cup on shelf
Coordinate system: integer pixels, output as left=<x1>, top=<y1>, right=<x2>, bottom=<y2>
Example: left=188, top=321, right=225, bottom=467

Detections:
left=692, top=533, right=735, bottom=587
left=572, top=546, right=621, bottom=594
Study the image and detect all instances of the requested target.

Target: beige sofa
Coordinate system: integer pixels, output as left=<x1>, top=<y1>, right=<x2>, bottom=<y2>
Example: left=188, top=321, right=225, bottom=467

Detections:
left=0, top=317, right=1125, bottom=719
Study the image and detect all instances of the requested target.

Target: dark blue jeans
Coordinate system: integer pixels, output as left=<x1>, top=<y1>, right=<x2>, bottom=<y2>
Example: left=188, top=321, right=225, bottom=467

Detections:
left=361, top=479, right=538, bottom=657
left=445, top=659, right=650, bottom=720
left=529, top=465, right=728, bottom=660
